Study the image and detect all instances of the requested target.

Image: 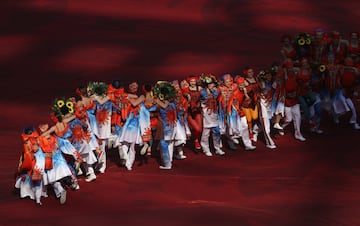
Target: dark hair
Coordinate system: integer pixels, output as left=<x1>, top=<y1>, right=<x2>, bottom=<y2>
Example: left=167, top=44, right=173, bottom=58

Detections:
left=23, top=126, right=35, bottom=135
left=143, top=84, right=152, bottom=92
left=112, top=80, right=123, bottom=89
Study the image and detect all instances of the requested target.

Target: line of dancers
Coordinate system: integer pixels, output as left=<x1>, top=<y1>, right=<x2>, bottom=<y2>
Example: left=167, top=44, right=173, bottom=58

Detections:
left=14, top=28, right=360, bottom=206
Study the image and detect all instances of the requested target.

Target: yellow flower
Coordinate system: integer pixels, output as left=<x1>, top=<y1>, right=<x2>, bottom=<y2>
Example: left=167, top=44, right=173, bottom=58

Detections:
left=319, top=65, right=326, bottom=72
left=63, top=101, right=74, bottom=113
left=57, top=100, right=65, bottom=108
left=298, top=38, right=305, bottom=46
left=159, top=93, right=164, bottom=100
left=66, top=101, right=73, bottom=109
left=68, top=107, right=74, bottom=113
left=306, top=39, right=312, bottom=45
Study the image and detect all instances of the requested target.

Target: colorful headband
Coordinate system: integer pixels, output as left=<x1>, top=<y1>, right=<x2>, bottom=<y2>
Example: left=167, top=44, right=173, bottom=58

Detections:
left=21, top=126, right=39, bottom=142
left=314, top=27, right=325, bottom=34
left=222, top=74, right=233, bottom=82
left=172, top=80, right=179, bottom=86
left=186, top=75, right=199, bottom=83
left=235, top=76, right=245, bottom=84
left=243, top=68, right=254, bottom=75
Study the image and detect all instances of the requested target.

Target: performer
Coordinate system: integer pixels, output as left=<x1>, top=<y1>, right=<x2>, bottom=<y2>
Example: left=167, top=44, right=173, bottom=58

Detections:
left=280, top=34, right=297, bottom=63
left=230, top=76, right=256, bottom=150
left=106, top=80, right=125, bottom=154
left=297, top=58, right=323, bottom=133
left=141, top=83, right=159, bottom=157
left=271, top=62, right=286, bottom=130
left=182, top=75, right=203, bottom=152
left=218, top=74, right=240, bottom=150
left=242, top=67, right=261, bottom=142
left=15, top=127, right=48, bottom=206
left=311, top=28, right=329, bottom=69
left=199, top=74, right=225, bottom=157
left=38, top=123, right=79, bottom=190
left=294, top=32, right=313, bottom=65
left=116, top=82, right=150, bottom=170
left=42, top=97, right=87, bottom=188
left=326, top=31, right=348, bottom=64
left=347, top=32, right=360, bottom=62
left=74, top=86, right=104, bottom=175
left=279, top=59, right=306, bottom=141
left=339, top=57, right=360, bottom=129
left=153, top=81, right=178, bottom=169
left=172, top=80, right=190, bottom=160
left=321, top=52, right=345, bottom=123
left=87, top=82, right=112, bottom=174
left=258, top=70, right=277, bottom=149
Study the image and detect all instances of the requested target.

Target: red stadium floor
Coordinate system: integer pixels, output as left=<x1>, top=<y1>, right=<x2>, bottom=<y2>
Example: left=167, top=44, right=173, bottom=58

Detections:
left=1, top=1, right=360, bottom=226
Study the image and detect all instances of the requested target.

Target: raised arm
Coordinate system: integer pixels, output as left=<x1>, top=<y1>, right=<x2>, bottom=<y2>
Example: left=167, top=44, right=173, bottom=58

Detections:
left=63, top=114, right=76, bottom=123
left=155, top=98, right=170, bottom=109
left=40, top=125, right=56, bottom=137
left=93, top=95, right=110, bottom=105
left=128, top=95, right=145, bottom=107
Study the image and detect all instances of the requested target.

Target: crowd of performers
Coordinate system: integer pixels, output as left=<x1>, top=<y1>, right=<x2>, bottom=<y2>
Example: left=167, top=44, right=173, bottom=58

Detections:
left=15, top=28, right=360, bottom=206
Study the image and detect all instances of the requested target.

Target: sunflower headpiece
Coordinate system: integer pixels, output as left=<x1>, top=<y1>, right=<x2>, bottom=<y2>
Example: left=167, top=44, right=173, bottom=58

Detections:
left=295, top=33, right=314, bottom=46
left=153, top=81, right=177, bottom=101
left=319, top=64, right=327, bottom=72
left=51, top=97, right=75, bottom=122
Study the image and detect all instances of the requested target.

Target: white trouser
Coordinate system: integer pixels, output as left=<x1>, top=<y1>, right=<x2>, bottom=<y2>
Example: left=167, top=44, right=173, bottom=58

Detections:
left=346, top=98, right=358, bottom=124
left=96, top=141, right=107, bottom=173
left=259, top=100, right=275, bottom=146
left=238, top=116, right=253, bottom=148
left=33, top=181, right=45, bottom=203
left=283, top=104, right=303, bottom=138
left=160, top=140, right=174, bottom=167
left=201, top=127, right=221, bottom=153
left=122, top=142, right=136, bottom=169
left=52, top=181, right=65, bottom=198
left=83, top=162, right=95, bottom=175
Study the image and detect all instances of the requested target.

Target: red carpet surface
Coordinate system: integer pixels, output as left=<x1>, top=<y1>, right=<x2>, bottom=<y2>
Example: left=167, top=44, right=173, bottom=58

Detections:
left=1, top=1, right=360, bottom=226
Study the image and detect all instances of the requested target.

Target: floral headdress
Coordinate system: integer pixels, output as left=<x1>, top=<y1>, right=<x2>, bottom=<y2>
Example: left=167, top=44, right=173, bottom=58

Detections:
left=186, top=75, right=199, bottom=83
left=295, top=32, right=314, bottom=46
left=87, top=81, right=108, bottom=97
left=221, top=74, right=233, bottom=82
left=153, top=81, right=177, bottom=101
left=199, top=73, right=217, bottom=87
left=51, top=97, right=75, bottom=122
left=234, top=75, right=245, bottom=85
